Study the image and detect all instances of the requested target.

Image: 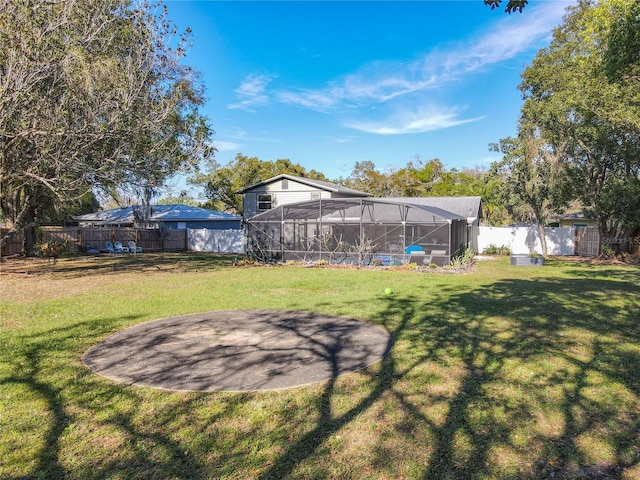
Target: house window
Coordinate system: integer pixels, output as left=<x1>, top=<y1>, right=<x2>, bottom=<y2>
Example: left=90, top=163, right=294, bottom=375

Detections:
left=282, top=179, right=288, bottom=189
left=257, top=193, right=272, bottom=211
left=311, top=193, right=321, bottom=200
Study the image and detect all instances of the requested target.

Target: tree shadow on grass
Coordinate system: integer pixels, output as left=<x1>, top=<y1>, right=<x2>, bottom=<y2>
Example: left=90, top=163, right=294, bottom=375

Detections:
left=2, top=264, right=638, bottom=479
left=0, top=252, right=238, bottom=279
left=255, top=295, right=417, bottom=480
left=259, top=265, right=639, bottom=479
left=415, top=268, right=640, bottom=479
left=0, top=315, right=211, bottom=480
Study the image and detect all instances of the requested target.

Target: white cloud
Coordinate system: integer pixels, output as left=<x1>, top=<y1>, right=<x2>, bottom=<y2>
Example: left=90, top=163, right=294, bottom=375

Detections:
left=227, top=74, right=275, bottom=111
left=345, top=106, right=483, bottom=135
left=276, top=87, right=343, bottom=112
left=213, top=140, right=242, bottom=152
left=277, top=2, right=568, bottom=111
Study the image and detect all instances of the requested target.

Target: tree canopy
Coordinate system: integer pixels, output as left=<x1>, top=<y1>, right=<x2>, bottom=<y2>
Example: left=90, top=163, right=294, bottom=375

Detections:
left=192, top=154, right=328, bottom=214
left=0, top=0, right=212, bottom=253
left=514, top=0, right=640, bottom=242
left=490, top=132, right=568, bottom=255
left=195, top=155, right=510, bottom=225
left=602, top=0, right=640, bottom=82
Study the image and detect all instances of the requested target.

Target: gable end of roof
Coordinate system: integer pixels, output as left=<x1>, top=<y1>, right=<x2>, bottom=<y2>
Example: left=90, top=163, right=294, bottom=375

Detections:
left=236, top=174, right=372, bottom=197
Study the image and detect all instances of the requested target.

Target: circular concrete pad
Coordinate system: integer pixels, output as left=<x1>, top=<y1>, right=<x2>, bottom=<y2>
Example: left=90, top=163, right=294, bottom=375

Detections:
left=82, top=310, right=392, bottom=392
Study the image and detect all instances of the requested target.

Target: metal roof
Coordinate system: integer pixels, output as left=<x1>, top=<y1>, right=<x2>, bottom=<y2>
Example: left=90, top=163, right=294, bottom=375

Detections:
left=247, top=197, right=465, bottom=224
left=555, top=211, right=595, bottom=221
left=236, top=174, right=372, bottom=197
left=384, top=196, right=482, bottom=220
left=74, top=204, right=242, bottom=224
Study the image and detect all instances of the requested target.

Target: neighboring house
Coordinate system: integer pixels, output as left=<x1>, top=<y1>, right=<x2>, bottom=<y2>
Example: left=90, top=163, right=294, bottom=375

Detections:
left=553, top=212, right=598, bottom=229
left=236, top=174, right=372, bottom=219
left=74, top=204, right=242, bottom=230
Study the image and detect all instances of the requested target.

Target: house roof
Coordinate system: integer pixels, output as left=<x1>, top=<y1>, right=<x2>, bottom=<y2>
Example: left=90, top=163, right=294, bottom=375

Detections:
left=246, top=197, right=465, bottom=223
left=384, top=196, right=482, bottom=220
left=74, top=204, right=242, bottom=224
left=555, top=211, right=596, bottom=221
left=236, top=174, right=373, bottom=197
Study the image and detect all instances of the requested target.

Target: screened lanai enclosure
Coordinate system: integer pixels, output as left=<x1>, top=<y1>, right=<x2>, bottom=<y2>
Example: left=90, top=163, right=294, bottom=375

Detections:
left=245, top=198, right=468, bottom=266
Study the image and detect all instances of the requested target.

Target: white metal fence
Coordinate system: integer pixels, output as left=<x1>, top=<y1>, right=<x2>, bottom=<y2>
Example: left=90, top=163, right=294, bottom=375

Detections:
left=477, top=226, right=575, bottom=256
left=188, top=228, right=245, bottom=254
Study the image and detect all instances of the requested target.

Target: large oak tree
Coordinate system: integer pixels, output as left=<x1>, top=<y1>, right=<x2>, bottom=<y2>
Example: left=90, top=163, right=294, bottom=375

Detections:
left=517, top=0, right=640, bottom=244
left=490, top=132, right=568, bottom=256
left=0, top=0, right=212, bottom=253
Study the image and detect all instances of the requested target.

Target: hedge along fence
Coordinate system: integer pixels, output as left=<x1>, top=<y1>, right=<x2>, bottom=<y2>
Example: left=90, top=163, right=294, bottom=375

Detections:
left=33, top=227, right=186, bottom=254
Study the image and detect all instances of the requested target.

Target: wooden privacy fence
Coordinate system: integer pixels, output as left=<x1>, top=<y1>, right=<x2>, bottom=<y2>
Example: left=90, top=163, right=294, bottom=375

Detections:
left=0, top=228, right=23, bottom=256
left=574, top=227, right=600, bottom=257
left=40, top=227, right=187, bottom=253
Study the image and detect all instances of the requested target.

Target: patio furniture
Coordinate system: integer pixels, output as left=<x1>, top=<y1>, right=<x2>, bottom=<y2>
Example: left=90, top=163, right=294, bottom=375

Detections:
left=128, top=241, right=143, bottom=255
left=408, top=251, right=427, bottom=265
left=114, top=241, right=128, bottom=253
left=429, top=250, right=449, bottom=267
left=85, top=244, right=100, bottom=254
left=405, top=245, right=424, bottom=255
left=106, top=242, right=116, bottom=254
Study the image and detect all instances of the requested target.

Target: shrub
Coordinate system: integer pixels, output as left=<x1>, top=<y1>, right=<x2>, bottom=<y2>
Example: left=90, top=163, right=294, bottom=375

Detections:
left=35, top=239, right=76, bottom=259
left=236, top=258, right=257, bottom=266
left=601, top=244, right=615, bottom=258
left=482, top=244, right=510, bottom=256
left=395, top=262, right=418, bottom=271
left=450, top=248, right=475, bottom=270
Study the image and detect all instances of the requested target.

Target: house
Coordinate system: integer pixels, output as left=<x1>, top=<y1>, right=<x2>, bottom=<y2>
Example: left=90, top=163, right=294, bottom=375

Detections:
left=238, top=174, right=487, bottom=264
left=74, top=204, right=242, bottom=231
left=236, top=174, right=372, bottom=219
left=245, top=197, right=468, bottom=266
left=552, top=212, right=598, bottom=229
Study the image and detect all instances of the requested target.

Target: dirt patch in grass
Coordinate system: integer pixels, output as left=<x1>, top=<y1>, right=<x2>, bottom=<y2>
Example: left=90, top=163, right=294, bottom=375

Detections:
left=554, top=254, right=640, bottom=266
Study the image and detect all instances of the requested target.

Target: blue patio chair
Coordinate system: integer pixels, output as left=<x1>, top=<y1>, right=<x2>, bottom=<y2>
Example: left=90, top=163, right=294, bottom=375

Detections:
left=106, top=242, right=116, bottom=254
left=128, top=241, right=142, bottom=255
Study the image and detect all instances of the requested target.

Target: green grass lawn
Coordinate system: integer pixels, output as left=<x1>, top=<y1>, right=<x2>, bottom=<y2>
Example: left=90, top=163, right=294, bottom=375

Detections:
left=1, top=254, right=639, bottom=479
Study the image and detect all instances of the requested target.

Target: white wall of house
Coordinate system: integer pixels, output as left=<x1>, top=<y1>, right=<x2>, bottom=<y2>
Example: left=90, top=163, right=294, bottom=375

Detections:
left=188, top=229, right=245, bottom=254
left=243, top=179, right=332, bottom=219
left=478, top=226, right=575, bottom=255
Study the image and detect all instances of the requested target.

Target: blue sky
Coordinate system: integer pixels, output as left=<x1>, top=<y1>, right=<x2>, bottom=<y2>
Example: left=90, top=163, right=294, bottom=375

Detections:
left=165, top=0, right=574, bottom=187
